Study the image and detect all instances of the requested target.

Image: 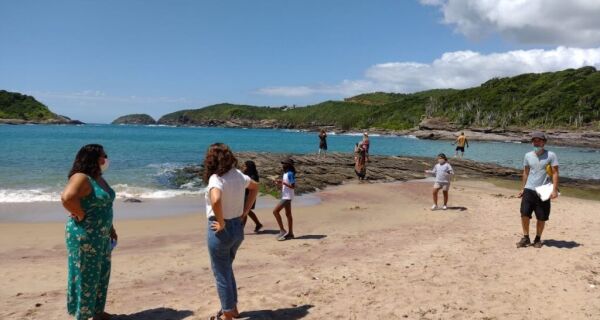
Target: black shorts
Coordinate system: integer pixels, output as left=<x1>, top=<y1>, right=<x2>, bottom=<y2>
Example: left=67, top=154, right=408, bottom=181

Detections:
left=456, top=146, right=465, bottom=152
left=520, top=189, right=551, bottom=221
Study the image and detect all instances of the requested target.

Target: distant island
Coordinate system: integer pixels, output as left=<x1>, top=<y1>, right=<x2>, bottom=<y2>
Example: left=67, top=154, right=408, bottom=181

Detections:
left=0, top=90, right=83, bottom=125
left=111, top=114, right=156, bottom=125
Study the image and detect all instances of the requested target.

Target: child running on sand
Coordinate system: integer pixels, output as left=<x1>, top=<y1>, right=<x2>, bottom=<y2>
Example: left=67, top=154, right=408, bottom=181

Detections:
left=273, top=158, right=296, bottom=241
left=425, top=153, right=454, bottom=210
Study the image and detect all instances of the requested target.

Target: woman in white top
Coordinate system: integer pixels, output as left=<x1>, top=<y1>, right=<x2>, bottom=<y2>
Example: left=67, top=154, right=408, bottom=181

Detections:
left=203, top=143, right=259, bottom=320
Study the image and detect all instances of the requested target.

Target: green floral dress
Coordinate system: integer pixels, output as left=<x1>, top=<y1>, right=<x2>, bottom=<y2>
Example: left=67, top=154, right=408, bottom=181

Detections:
left=65, top=176, right=115, bottom=320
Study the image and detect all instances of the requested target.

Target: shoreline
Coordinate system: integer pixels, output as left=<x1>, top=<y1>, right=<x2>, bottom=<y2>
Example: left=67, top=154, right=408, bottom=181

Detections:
left=5, top=122, right=600, bottom=149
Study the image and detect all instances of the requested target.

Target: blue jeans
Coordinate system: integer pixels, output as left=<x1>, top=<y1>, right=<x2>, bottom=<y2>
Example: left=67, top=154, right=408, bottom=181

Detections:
left=207, top=216, right=244, bottom=312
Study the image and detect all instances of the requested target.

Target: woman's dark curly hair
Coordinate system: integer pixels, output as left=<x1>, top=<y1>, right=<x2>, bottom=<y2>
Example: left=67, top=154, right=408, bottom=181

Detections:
left=68, top=144, right=106, bottom=179
left=202, top=143, right=238, bottom=183
left=243, top=160, right=259, bottom=182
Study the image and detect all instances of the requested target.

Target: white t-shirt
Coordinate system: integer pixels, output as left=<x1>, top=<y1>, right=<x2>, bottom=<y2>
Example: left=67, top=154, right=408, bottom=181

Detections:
left=205, top=168, right=252, bottom=219
left=281, top=171, right=296, bottom=200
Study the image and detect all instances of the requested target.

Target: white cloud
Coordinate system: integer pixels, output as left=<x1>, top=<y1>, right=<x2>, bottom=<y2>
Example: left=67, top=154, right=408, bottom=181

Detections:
left=420, top=0, right=600, bottom=46
left=257, top=47, right=600, bottom=97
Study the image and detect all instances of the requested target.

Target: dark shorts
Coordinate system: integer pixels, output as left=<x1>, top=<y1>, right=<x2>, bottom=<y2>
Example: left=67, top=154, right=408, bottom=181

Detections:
left=278, top=199, right=292, bottom=207
left=320, top=142, right=328, bottom=150
left=456, top=146, right=465, bottom=152
left=520, top=189, right=551, bottom=221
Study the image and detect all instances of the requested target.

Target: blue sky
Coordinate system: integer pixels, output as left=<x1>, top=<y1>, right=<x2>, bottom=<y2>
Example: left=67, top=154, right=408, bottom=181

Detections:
left=2, top=0, right=600, bottom=123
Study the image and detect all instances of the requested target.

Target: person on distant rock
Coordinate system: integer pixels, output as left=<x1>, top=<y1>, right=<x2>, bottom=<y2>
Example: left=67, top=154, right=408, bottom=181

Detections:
left=273, top=158, right=296, bottom=241
left=452, top=132, right=469, bottom=158
left=516, top=132, right=559, bottom=249
left=361, top=132, right=370, bottom=162
left=425, top=153, right=454, bottom=210
left=318, top=129, right=328, bottom=158
left=241, top=160, right=263, bottom=233
left=354, top=142, right=367, bottom=181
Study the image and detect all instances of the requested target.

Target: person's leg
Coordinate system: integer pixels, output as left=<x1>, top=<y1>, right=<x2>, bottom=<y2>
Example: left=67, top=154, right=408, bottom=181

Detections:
left=284, top=201, right=293, bottom=236
left=272, top=201, right=286, bottom=232
left=517, top=192, right=534, bottom=247
left=536, top=220, right=546, bottom=237
left=228, top=219, right=244, bottom=317
left=521, top=216, right=530, bottom=236
left=432, top=187, right=439, bottom=206
left=248, top=210, right=261, bottom=226
left=207, top=221, right=236, bottom=317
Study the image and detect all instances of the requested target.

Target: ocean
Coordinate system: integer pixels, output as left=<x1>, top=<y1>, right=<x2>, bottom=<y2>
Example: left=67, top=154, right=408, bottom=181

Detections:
left=1, top=124, right=599, bottom=203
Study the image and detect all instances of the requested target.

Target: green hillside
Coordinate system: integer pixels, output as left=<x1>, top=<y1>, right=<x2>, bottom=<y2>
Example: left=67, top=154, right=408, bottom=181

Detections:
left=162, top=67, right=600, bottom=130
left=0, top=90, right=57, bottom=121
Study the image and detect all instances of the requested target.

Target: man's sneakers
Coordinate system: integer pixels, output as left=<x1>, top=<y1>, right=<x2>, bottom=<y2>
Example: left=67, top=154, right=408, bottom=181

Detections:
left=516, top=236, right=543, bottom=248
left=430, top=205, right=448, bottom=210
left=516, top=236, right=531, bottom=248
left=442, top=205, right=448, bottom=210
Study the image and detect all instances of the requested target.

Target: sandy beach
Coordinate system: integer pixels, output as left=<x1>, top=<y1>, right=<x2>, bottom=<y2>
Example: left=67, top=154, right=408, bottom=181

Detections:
left=1, top=179, right=599, bottom=319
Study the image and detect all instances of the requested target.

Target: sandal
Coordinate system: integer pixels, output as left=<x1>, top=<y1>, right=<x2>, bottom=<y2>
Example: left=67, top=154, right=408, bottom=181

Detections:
left=208, top=310, right=223, bottom=320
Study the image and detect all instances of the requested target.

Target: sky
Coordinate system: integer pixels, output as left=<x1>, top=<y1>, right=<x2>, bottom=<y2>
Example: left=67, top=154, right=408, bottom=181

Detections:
left=2, top=0, right=600, bottom=123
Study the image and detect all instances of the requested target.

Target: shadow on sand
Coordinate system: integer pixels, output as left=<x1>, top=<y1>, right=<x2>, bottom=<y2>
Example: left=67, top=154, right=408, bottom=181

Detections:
left=445, top=206, right=467, bottom=211
left=238, top=304, right=314, bottom=320
left=543, top=239, right=582, bottom=249
left=112, top=308, right=193, bottom=320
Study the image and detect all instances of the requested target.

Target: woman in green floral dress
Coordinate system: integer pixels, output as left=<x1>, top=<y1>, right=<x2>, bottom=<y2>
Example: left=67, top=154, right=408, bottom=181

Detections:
left=62, top=144, right=118, bottom=320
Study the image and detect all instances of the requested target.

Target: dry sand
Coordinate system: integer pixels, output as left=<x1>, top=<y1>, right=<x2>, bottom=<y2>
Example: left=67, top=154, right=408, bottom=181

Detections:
left=1, top=180, right=599, bottom=319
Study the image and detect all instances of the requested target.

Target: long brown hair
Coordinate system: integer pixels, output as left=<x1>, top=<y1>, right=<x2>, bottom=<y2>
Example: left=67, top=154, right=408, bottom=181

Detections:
left=202, top=143, right=238, bottom=183
left=68, top=144, right=105, bottom=179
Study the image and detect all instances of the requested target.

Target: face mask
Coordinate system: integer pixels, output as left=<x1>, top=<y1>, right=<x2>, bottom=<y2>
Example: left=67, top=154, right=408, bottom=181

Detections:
left=100, top=158, right=110, bottom=173
left=533, top=146, right=544, bottom=153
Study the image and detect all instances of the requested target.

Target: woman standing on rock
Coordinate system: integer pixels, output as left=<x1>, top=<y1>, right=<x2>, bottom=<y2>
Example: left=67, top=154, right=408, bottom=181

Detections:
left=318, top=129, right=328, bottom=157
left=204, top=143, right=259, bottom=320
left=354, top=142, right=367, bottom=181
left=61, top=144, right=117, bottom=320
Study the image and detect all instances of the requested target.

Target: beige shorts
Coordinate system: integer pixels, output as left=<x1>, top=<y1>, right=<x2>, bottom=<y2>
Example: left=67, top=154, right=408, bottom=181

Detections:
left=433, top=182, right=450, bottom=191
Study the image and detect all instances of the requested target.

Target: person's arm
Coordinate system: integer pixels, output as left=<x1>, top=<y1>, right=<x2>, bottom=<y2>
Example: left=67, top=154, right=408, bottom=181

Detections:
left=518, top=166, right=530, bottom=198
left=209, top=187, right=226, bottom=232
left=465, top=138, right=469, bottom=148
left=282, top=173, right=296, bottom=189
left=243, top=180, right=259, bottom=218
left=551, top=165, right=559, bottom=199
left=61, top=173, right=91, bottom=221
left=425, top=165, right=436, bottom=175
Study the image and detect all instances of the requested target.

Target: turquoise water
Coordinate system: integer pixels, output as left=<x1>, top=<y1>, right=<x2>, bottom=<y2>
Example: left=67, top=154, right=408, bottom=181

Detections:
left=1, top=124, right=598, bottom=202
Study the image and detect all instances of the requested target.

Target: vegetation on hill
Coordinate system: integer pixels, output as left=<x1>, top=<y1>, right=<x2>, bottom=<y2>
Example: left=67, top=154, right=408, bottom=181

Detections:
left=0, top=90, right=57, bottom=121
left=158, top=67, right=600, bottom=131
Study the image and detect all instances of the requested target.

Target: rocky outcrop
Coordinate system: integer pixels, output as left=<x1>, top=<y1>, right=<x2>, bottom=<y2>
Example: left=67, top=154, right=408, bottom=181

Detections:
left=0, top=117, right=84, bottom=125
left=171, top=152, right=600, bottom=196
left=171, top=152, right=516, bottom=195
left=112, top=114, right=156, bottom=125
